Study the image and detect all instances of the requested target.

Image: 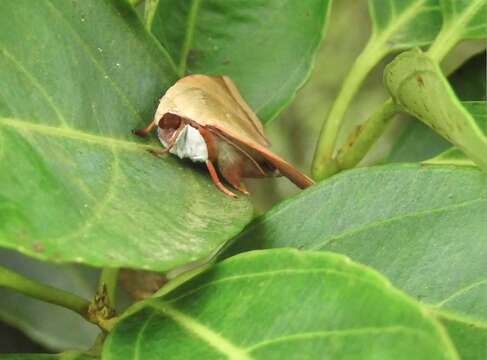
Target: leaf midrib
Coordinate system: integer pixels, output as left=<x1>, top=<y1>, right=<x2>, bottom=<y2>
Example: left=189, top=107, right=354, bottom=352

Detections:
left=178, top=0, right=201, bottom=77
left=0, top=116, right=156, bottom=151
left=149, top=302, right=251, bottom=360
left=147, top=304, right=436, bottom=359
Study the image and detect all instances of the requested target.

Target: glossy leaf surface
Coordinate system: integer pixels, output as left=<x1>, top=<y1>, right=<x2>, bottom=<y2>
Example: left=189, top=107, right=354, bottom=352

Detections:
left=229, top=165, right=486, bottom=359
left=0, top=0, right=253, bottom=271
left=104, top=250, right=458, bottom=360
left=150, top=0, right=331, bottom=122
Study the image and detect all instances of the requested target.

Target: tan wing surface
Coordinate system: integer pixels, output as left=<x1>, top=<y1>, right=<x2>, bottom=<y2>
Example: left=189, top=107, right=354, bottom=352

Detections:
left=154, top=74, right=269, bottom=147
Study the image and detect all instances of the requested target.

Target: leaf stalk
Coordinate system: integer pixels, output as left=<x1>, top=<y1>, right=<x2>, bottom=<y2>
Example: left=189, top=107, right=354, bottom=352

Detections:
left=312, top=39, right=386, bottom=180
left=336, top=99, right=400, bottom=169
left=98, top=267, right=119, bottom=308
left=0, top=264, right=90, bottom=319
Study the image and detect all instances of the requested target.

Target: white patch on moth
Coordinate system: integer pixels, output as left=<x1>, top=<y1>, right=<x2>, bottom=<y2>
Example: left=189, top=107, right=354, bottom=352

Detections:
left=158, top=125, right=208, bottom=163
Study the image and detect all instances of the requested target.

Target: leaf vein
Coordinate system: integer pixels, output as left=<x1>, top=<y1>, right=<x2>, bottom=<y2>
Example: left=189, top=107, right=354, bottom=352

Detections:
left=435, top=278, right=487, bottom=307
left=44, top=0, right=145, bottom=123
left=245, top=326, right=432, bottom=352
left=149, top=303, right=252, bottom=360
left=178, top=0, right=201, bottom=77
left=0, top=116, right=157, bottom=151
left=0, top=46, right=68, bottom=127
left=163, top=268, right=386, bottom=305
left=311, top=198, right=484, bottom=250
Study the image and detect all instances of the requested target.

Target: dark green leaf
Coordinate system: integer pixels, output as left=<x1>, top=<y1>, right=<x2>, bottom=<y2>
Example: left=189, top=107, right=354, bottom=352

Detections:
left=436, top=311, right=486, bottom=360
left=149, top=0, right=331, bottom=122
left=228, top=164, right=486, bottom=358
left=104, top=249, right=458, bottom=359
left=0, top=0, right=253, bottom=271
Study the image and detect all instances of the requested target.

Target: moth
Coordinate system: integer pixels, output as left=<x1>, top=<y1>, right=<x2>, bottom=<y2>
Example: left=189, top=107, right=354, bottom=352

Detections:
left=133, top=74, right=314, bottom=197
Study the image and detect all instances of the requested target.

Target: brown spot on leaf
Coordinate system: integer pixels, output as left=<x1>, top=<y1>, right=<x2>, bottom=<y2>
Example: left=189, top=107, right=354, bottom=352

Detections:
left=416, top=75, right=424, bottom=87
left=32, top=241, right=44, bottom=253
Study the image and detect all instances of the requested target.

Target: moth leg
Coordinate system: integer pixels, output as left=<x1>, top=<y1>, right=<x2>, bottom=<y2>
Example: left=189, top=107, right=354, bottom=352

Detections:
left=219, top=162, right=249, bottom=195
left=133, top=121, right=156, bottom=137
left=205, top=160, right=237, bottom=198
left=147, top=148, right=170, bottom=157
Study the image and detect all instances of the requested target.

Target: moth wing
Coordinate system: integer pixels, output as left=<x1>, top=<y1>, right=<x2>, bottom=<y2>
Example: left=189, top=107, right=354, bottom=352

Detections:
left=154, top=75, right=269, bottom=147
left=207, top=126, right=314, bottom=189
left=219, top=76, right=267, bottom=142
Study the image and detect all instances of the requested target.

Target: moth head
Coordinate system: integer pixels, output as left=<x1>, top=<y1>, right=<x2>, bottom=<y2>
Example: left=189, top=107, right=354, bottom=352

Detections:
left=157, top=113, right=183, bottom=143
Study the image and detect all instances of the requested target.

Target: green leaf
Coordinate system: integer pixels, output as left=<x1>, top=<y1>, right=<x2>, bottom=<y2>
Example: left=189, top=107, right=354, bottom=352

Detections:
left=0, top=250, right=98, bottom=351
left=103, top=249, right=458, bottom=359
left=441, top=0, right=487, bottom=38
left=384, top=48, right=486, bottom=169
left=368, top=0, right=442, bottom=49
left=0, top=352, right=95, bottom=360
left=428, top=0, right=486, bottom=61
left=149, top=0, right=332, bottom=122
left=436, top=311, right=486, bottom=360
left=0, top=0, right=253, bottom=271
left=228, top=164, right=486, bottom=358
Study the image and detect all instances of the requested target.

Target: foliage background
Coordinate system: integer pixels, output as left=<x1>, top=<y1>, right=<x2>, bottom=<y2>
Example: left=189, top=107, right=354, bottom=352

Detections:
left=0, top=0, right=485, bottom=356
left=248, top=0, right=484, bottom=212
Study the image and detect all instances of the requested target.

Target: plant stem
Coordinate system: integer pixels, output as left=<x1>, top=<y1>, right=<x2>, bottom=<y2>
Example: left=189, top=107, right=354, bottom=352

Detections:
left=312, top=39, right=386, bottom=180
left=0, top=265, right=90, bottom=318
left=328, top=6, right=483, bottom=174
left=98, top=268, right=119, bottom=308
left=336, top=99, right=400, bottom=169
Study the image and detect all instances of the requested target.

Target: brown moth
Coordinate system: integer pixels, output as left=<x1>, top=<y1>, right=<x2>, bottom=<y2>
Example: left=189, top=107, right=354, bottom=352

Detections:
left=133, top=74, right=314, bottom=197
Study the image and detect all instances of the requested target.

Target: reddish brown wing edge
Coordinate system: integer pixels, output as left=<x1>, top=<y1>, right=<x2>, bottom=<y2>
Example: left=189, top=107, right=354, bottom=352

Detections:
left=207, top=126, right=315, bottom=189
